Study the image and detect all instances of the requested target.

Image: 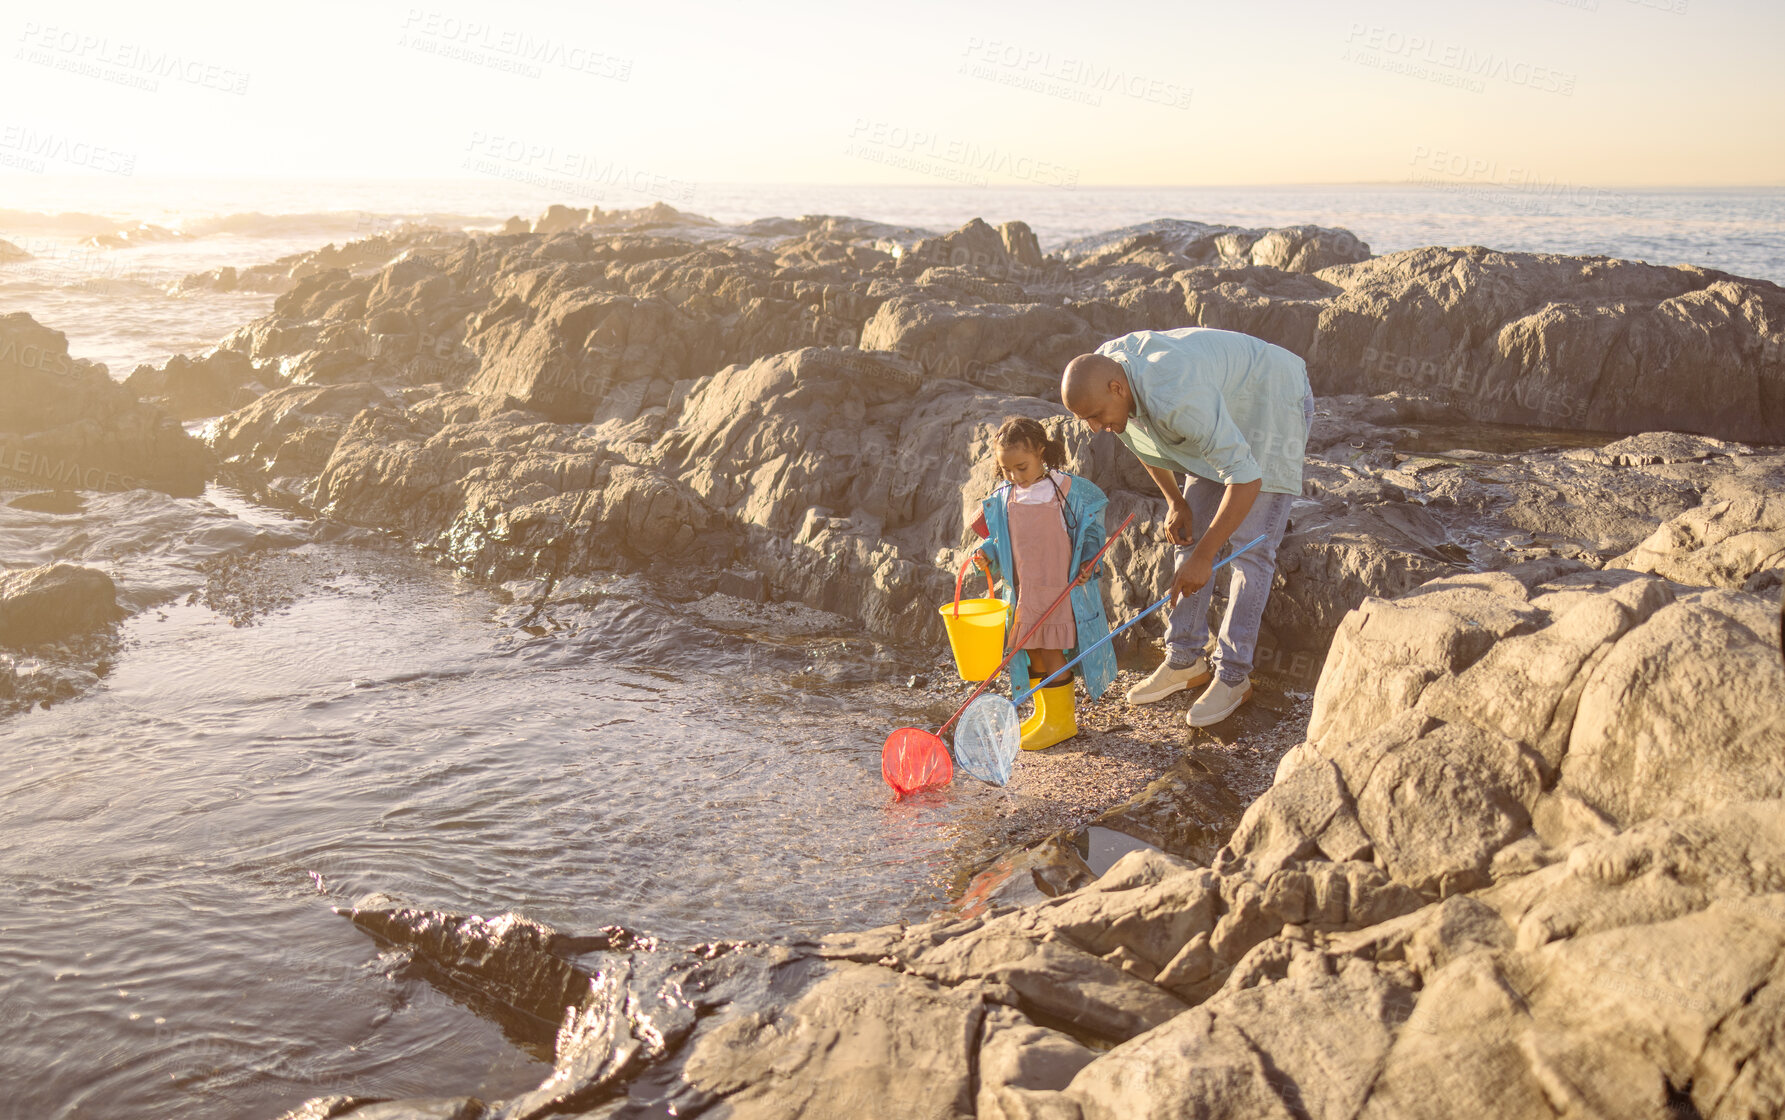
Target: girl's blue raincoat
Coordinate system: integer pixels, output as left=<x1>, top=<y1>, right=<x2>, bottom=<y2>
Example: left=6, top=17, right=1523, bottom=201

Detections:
left=974, top=472, right=1117, bottom=701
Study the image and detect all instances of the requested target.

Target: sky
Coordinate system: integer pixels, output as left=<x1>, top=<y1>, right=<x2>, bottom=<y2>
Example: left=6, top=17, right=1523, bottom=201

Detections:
left=1, top=0, right=1781, bottom=188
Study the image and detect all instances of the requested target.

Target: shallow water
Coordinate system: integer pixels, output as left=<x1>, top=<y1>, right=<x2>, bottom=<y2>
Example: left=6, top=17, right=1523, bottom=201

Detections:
left=0, top=486, right=974, bottom=1119
left=1394, top=420, right=1625, bottom=455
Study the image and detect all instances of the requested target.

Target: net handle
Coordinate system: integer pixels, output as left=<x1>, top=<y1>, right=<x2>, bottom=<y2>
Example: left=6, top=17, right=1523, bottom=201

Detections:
left=1015, top=532, right=1270, bottom=704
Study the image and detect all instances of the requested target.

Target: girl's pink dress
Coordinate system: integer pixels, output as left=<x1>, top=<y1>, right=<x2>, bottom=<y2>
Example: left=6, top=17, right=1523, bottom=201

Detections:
left=1006, top=474, right=1076, bottom=651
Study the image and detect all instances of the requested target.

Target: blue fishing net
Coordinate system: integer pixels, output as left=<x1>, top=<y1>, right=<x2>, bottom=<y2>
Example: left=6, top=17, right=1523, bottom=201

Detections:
left=952, top=694, right=1022, bottom=786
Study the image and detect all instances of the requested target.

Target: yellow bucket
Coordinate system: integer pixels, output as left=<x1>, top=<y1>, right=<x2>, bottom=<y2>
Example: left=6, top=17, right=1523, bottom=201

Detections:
left=939, top=598, right=1008, bottom=681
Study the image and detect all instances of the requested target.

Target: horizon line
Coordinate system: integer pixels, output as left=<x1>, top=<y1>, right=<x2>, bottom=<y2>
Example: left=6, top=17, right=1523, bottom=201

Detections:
left=3, top=176, right=1782, bottom=192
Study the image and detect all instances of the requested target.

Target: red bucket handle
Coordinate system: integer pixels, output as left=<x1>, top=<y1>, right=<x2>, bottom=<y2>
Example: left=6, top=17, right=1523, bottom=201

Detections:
left=953, top=550, right=994, bottom=617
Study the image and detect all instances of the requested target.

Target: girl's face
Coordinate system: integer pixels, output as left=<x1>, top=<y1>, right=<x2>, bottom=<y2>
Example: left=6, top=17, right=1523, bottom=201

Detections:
left=997, top=442, right=1047, bottom=486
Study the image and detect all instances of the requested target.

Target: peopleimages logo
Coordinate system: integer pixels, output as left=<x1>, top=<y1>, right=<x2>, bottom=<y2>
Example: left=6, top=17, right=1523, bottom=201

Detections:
left=0, top=446, right=142, bottom=491
left=845, top=119, right=1080, bottom=189
left=0, top=333, right=75, bottom=376
left=462, top=132, right=696, bottom=204
left=15, top=21, right=251, bottom=94
left=0, top=124, right=135, bottom=175
left=1343, top=24, right=1577, bottom=95
left=959, top=36, right=1192, bottom=110
left=1405, top=145, right=1626, bottom=212
left=400, top=9, right=632, bottom=81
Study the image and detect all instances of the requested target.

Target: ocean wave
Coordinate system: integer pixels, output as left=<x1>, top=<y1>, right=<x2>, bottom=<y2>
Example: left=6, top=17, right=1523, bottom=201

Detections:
left=0, top=208, right=506, bottom=247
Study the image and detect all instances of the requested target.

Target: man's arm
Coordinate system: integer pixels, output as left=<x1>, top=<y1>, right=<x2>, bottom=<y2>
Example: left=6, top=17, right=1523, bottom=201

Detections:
left=1169, top=478, right=1262, bottom=606
left=1143, top=463, right=1194, bottom=545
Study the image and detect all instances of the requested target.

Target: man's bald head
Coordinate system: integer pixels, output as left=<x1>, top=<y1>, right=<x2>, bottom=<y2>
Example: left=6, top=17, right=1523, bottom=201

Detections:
left=1061, top=353, right=1133, bottom=435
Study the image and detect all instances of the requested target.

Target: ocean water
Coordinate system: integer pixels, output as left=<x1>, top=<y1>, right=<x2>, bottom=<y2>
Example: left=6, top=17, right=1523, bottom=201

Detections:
left=0, top=485, right=978, bottom=1118
left=0, top=178, right=1780, bottom=376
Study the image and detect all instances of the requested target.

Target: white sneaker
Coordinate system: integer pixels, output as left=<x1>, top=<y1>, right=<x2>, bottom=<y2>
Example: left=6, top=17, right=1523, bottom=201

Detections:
left=1124, top=656, right=1212, bottom=704
left=1188, top=677, right=1253, bottom=727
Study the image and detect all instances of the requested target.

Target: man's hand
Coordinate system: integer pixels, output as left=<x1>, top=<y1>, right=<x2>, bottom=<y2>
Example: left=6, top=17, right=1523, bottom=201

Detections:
left=1166, top=502, right=1194, bottom=546
left=1144, top=464, right=1193, bottom=545
left=1169, top=552, right=1213, bottom=608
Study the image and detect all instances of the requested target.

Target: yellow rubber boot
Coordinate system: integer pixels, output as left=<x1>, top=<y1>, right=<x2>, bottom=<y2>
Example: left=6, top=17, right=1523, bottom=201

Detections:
left=1020, top=683, right=1077, bottom=751
left=1020, top=675, right=1045, bottom=736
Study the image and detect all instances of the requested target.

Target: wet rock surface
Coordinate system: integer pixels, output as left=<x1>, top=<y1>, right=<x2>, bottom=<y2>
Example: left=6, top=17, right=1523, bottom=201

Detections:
left=124, top=348, right=283, bottom=421
left=0, top=562, right=119, bottom=646
left=0, top=312, right=214, bottom=495
left=0, top=560, right=120, bottom=715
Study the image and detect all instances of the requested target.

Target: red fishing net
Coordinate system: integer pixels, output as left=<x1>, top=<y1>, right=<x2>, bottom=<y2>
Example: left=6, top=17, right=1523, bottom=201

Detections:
left=881, top=727, right=953, bottom=797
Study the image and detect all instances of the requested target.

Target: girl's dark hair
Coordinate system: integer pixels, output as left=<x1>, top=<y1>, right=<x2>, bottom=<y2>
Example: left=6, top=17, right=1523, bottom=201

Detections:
left=994, top=416, right=1067, bottom=471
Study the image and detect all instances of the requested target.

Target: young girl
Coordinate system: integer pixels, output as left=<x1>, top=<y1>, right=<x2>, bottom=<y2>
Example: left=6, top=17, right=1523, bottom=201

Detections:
left=972, top=417, right=1116, bottom=750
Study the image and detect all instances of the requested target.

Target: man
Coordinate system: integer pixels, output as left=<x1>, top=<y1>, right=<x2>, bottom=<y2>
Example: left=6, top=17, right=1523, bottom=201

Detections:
left=1060, top=327, right=1314, bottom=727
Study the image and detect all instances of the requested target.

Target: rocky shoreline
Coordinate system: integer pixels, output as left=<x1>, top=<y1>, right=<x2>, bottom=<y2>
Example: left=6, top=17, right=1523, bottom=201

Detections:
left=3, top=202, right=1783, bottom=1117
left=275, top=562, right=1784, bottom=1120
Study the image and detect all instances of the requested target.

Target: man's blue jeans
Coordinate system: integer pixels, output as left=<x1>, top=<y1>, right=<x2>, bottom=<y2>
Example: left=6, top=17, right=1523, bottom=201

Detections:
left=1164, top=392, right=1312, bottom=685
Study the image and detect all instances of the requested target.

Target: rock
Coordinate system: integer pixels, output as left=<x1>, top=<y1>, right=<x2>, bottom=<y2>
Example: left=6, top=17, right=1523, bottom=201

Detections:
left=1353, top=804, right=1785, bottom=1120
left=1228, top=755, right=1371, bottom=876
left=1415, top=572, right=1664, bottom=776
left=977, top=1006, right=1099, bottom=1120
left=1087, top=419, right=1785, bottom=674
left=0, top=312, right=213, bottom=495
left=1341, top=715, right=1543, bottom=896
left=0, top=237, right=32, bottom=263
left=1306, top=577, right=1550, bottom=749
left=275, top=1097, right=482, bottom=1119
left=340, top=906, right=601, bottom=1028
left=1066, top=1006, right=1299, bottom=1120
left=1249, top=224, right=1373, bottom=273
left=533, top=204, right=589, bottom=235
left=1090, top=745, right=1254, bottom=865
left=1056, top=218, right=1371, bottom=275
left=124, top=349, right=279, bottom=420
left=898, top=217, right=1033, bottom=280
left=7, top=490, right=84, bottom=514
left=998, top=220, right=1045, bottom=268
left=680, top=962, right=985, bottom=1119
left=308, top=401, right=719, bottom=578
left=715, top=567, right=767, bottom=602
left=657, top=346, right=1019, bottom=637
left=1297, top=564, right=1785, bottom=869
left=0, top=563, right=118, bottom=646
left=860, top=296, right=1089, bottom=387
left=209, top=381, right=398, bottom=502
left=1306, top=246, right=1785, bottom=443
left=1557, top=588, right=1785, bottom=826
left=1031, top=852, right=1219, bottom=969
left=1063, top=945, right=1415, bottom=1120
left=1609, top=450, right=1785, bottom=591
left=195, top=264, right=237, bottom=291
left=189, top=207, right=1785, bottom=660
left=889, top=925, right=1189, bottom=1041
